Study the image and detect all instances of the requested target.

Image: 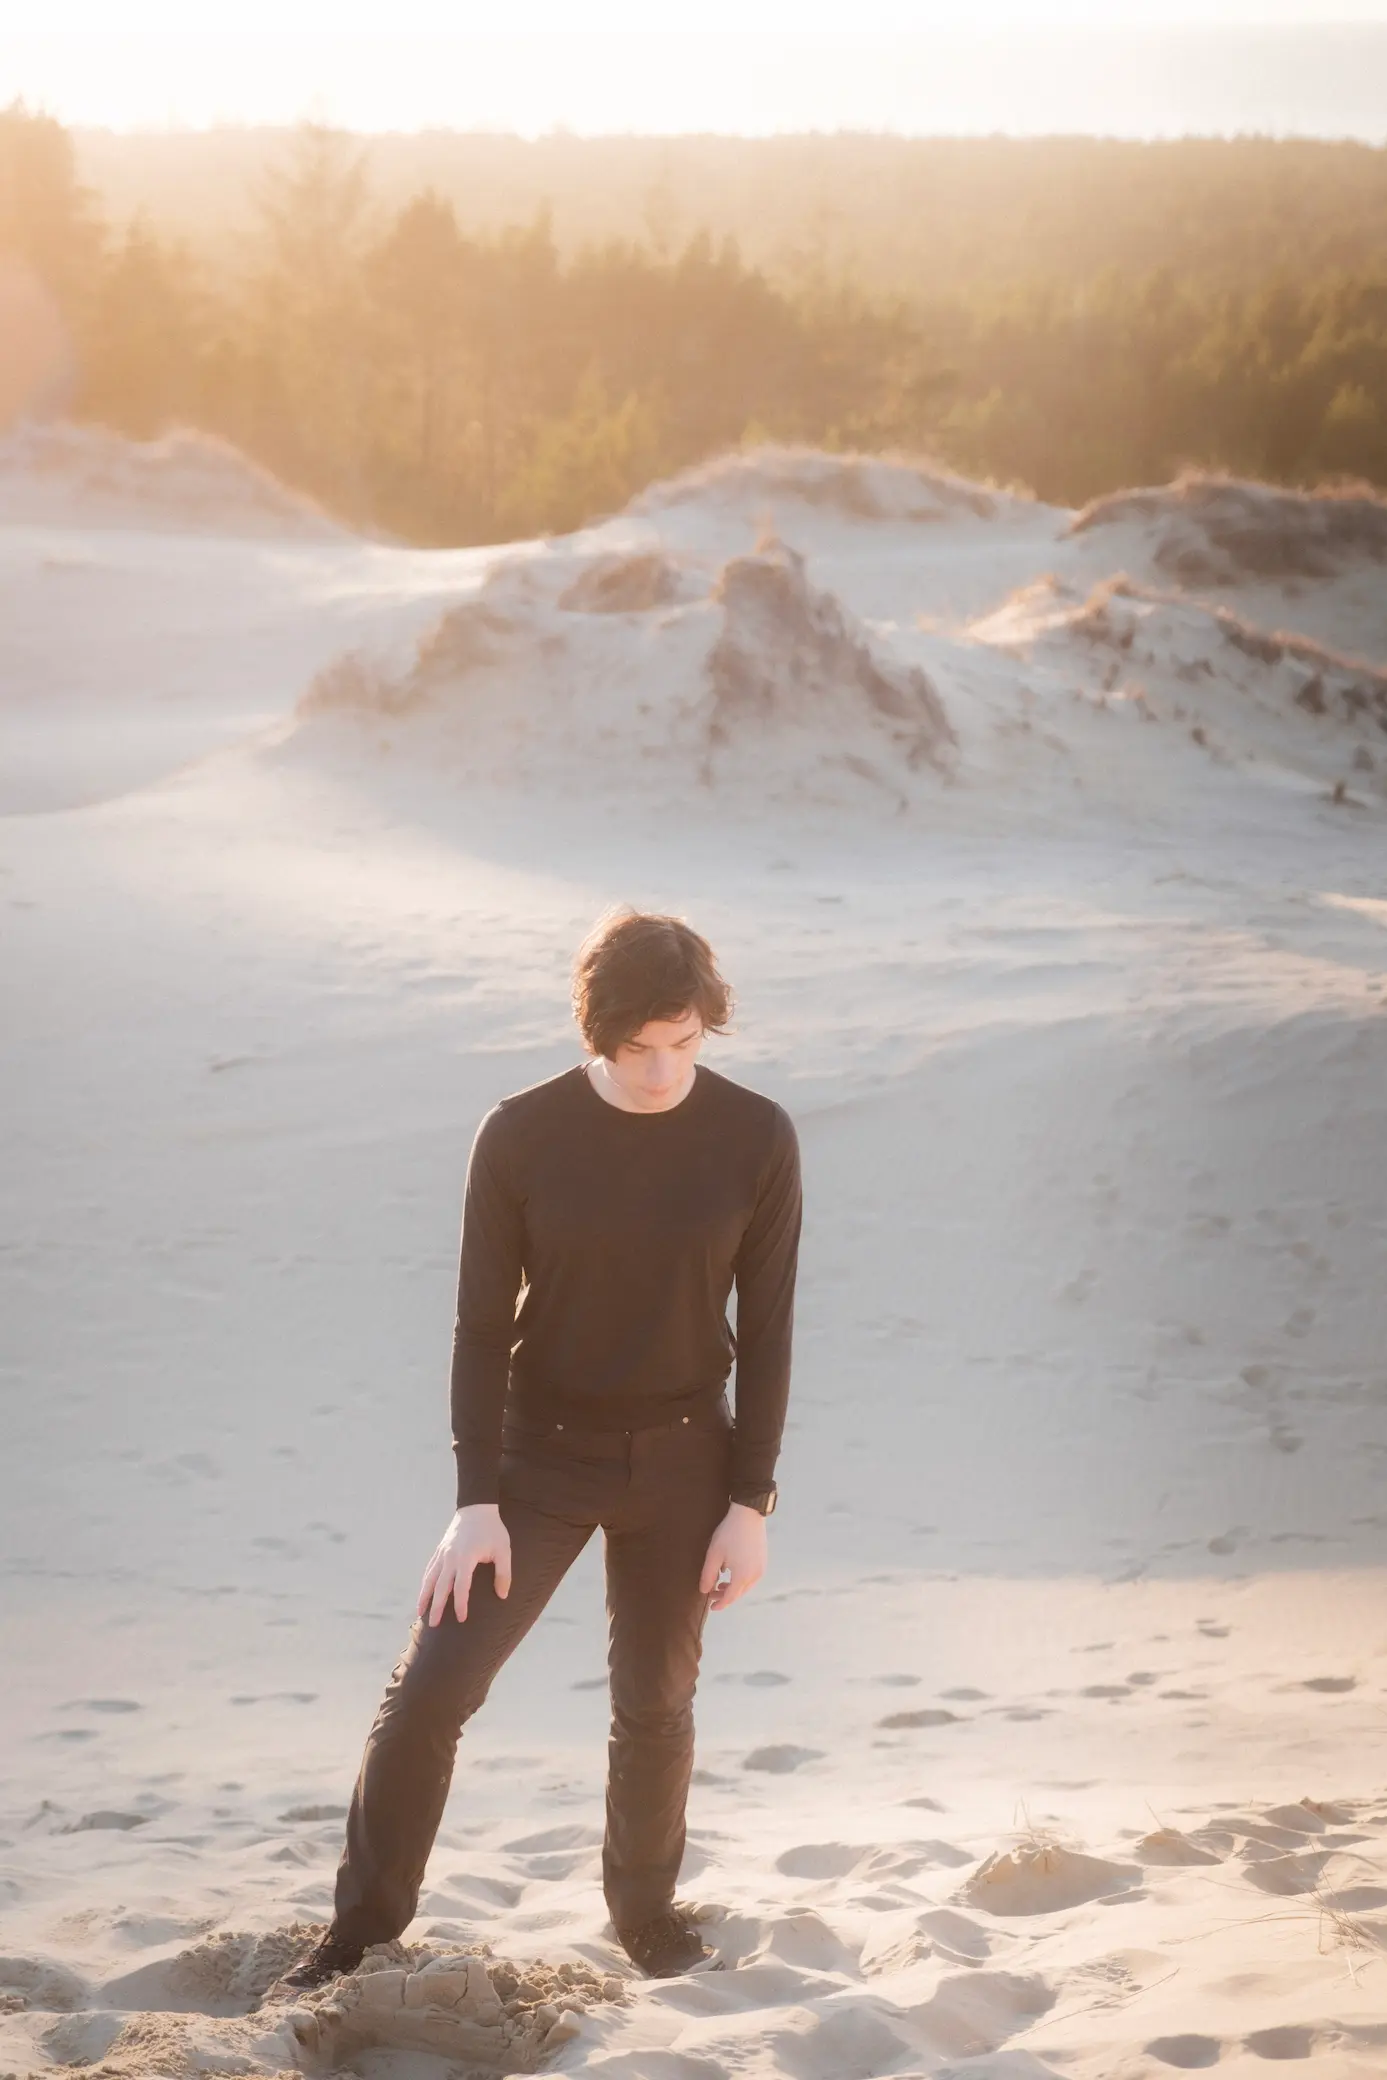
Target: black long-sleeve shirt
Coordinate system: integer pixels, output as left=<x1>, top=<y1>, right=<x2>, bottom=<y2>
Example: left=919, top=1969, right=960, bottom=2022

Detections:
left=449, top=1061, right=801, bottom=1510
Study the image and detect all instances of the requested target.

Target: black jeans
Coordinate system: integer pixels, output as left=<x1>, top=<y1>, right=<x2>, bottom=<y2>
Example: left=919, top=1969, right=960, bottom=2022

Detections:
left=331, top=1393, right=734, bottom=1945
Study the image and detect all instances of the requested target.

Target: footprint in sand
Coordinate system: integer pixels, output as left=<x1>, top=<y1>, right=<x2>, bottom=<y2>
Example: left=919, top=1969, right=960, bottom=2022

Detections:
left=1135, top=1828, right=1224, bottom=1867
left=59, top=1811, right=149, bottom=1834
left=1260, top=1804, right=1330, bottom=1835
left=1329, top=1881, right=1387, bottom=1911
left=229, top=1691, right=318, bottom=1706
left=776, top=1842, right=868, bottom=1879
left=906, top=1966, right=1055, bottom=2056
left=40, top=2014, right=126, bottom=2065
left=1299, top=1674, right=1357, bottom=1693
left=271, top=1840, right=321, bottom=1867
left=278, top=1805, right=347, bottom=1823
left=714, top=1670, right=792, bottom=1687
left=860, top=1903, right=995, bottom=1974
left=1242, top=1850, right=1332, bottom=1896
left=1245, top=2026, right=1318, bottom=2059
left=501, top=1824, right=603, bottom=1856
left=878, top=1708, right=960, bottom=1730
left=1079, top=1684, right=1132, bottom=1700
left=741, top=1744, right=824, bottom=1774
left=1146, top=2033, right=1223, bottom=2068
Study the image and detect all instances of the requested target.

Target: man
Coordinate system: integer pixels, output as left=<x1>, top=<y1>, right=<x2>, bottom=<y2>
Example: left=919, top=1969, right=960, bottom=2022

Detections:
left=283, top=909, right=802, bottom=1990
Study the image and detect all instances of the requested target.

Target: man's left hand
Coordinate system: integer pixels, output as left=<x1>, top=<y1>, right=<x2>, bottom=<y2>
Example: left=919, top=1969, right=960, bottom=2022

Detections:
left=699, top=1502, right=769, bottom=1611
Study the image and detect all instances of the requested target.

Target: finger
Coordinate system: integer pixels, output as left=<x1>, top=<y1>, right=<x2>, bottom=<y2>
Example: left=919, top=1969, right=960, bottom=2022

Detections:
left=716, top=1568, right=751, bottom=1611
left=417, top=1555, right=442, bottom=1617
left=698, top=1546, right=724, bottom=1596
left=451, top=1556, right=479, bottom=1626
left=428, top=1561, right=456, bottom=1629
left=493, top=1542, right=513, bottom=1600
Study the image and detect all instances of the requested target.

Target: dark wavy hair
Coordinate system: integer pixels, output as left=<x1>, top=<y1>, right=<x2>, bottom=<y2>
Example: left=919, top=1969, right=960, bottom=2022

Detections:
left=572, top=909, right=734, bottom=1059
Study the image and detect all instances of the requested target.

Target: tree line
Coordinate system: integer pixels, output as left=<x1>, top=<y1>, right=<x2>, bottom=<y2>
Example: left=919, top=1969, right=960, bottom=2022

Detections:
left=4, top=104, right=1387, bottom=544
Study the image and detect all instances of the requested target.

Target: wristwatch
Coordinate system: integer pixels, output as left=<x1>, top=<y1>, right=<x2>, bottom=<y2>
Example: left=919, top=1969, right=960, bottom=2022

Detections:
left=736, top=1484, right=778, bottom=1517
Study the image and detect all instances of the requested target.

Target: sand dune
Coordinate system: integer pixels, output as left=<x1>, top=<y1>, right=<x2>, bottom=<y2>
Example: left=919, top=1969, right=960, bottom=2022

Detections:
left=0, top=422, right=348, bottom=541
left=274, top=453, right=1387, bottom=818
left=292, top=532, right=954, bottom=807
left=3, top=430, right=1386, bottom=2079
left=969, top=573, right=1387, bottom=804
left=1068, top=473, right=1387, bottom=587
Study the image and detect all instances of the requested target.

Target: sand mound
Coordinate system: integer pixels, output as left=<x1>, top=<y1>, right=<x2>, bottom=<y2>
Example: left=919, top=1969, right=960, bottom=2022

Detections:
left=291, top=531, right=955, bottom=805
left=907, top=1969, right=1056, bottom=2058
left=99, top=1926, right=318, bottom=2014
left=269, top=1939, right=622, bottom=2072
left=0, top=421, right=346, bottom=539
left=971, top=571, right=1387, bottom=799
left=0, top=1954, right=86, bottom=2012
left=631, top=442, right=1004, bottom=524
left=961, top=1839, right=1142, bottom=1916
left=1068, top=470, right=1387, bottom=585
left=708, top=538, right=953, bottom=771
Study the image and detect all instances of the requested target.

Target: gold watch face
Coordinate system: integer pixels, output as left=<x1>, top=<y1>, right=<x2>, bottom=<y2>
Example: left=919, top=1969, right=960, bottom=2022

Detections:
left=764, top=1486, right=778, bottom=1516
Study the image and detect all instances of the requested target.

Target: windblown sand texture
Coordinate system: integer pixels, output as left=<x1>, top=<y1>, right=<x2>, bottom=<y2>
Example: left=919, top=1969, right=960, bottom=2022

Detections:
left=4, top=429, right=1387, bottom=2077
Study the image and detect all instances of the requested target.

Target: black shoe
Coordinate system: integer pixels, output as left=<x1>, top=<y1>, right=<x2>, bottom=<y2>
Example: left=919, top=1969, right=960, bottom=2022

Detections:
left=615, top=1905, right=717, bottom=1978
left=275, top=1929, right=366, bottom=1995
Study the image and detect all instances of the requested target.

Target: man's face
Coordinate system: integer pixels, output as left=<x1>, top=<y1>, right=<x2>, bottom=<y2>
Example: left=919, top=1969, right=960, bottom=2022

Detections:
left=602, top=1008, right=705, bottom=1111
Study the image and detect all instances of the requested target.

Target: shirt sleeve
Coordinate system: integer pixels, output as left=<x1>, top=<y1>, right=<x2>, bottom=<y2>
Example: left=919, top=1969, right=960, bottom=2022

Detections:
left=729, top=1104, right=802, bottom=1504
left=449, top=1109, right=524, bottom=1507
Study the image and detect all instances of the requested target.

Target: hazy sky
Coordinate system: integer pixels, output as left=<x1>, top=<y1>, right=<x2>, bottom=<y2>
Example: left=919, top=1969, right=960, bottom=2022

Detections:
left=5, top=8, right=1387, bottom=137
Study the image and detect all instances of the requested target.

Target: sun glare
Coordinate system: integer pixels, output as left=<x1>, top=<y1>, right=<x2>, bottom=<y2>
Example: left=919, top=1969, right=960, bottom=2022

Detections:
left=3, top=8, right=1386, bottom=136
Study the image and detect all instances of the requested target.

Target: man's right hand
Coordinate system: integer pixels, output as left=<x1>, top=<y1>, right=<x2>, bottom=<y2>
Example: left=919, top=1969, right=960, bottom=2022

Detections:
left=417, top=1505, right=513, bottom=1626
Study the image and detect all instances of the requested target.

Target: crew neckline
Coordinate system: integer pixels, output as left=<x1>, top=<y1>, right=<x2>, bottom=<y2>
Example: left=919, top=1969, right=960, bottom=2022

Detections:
left=576, top=1059, right=707, bottom=1120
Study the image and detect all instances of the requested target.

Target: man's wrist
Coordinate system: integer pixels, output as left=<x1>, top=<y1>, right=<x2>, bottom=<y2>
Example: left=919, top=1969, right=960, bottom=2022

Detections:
left=729, top=1482, right=778, bottom=1517
left=455, top=1483, right=500, bottom=1510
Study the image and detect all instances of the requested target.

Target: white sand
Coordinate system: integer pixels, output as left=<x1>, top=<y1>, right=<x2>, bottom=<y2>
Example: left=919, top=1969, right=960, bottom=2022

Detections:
left=3, top=429, right=1387, bottom=2077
